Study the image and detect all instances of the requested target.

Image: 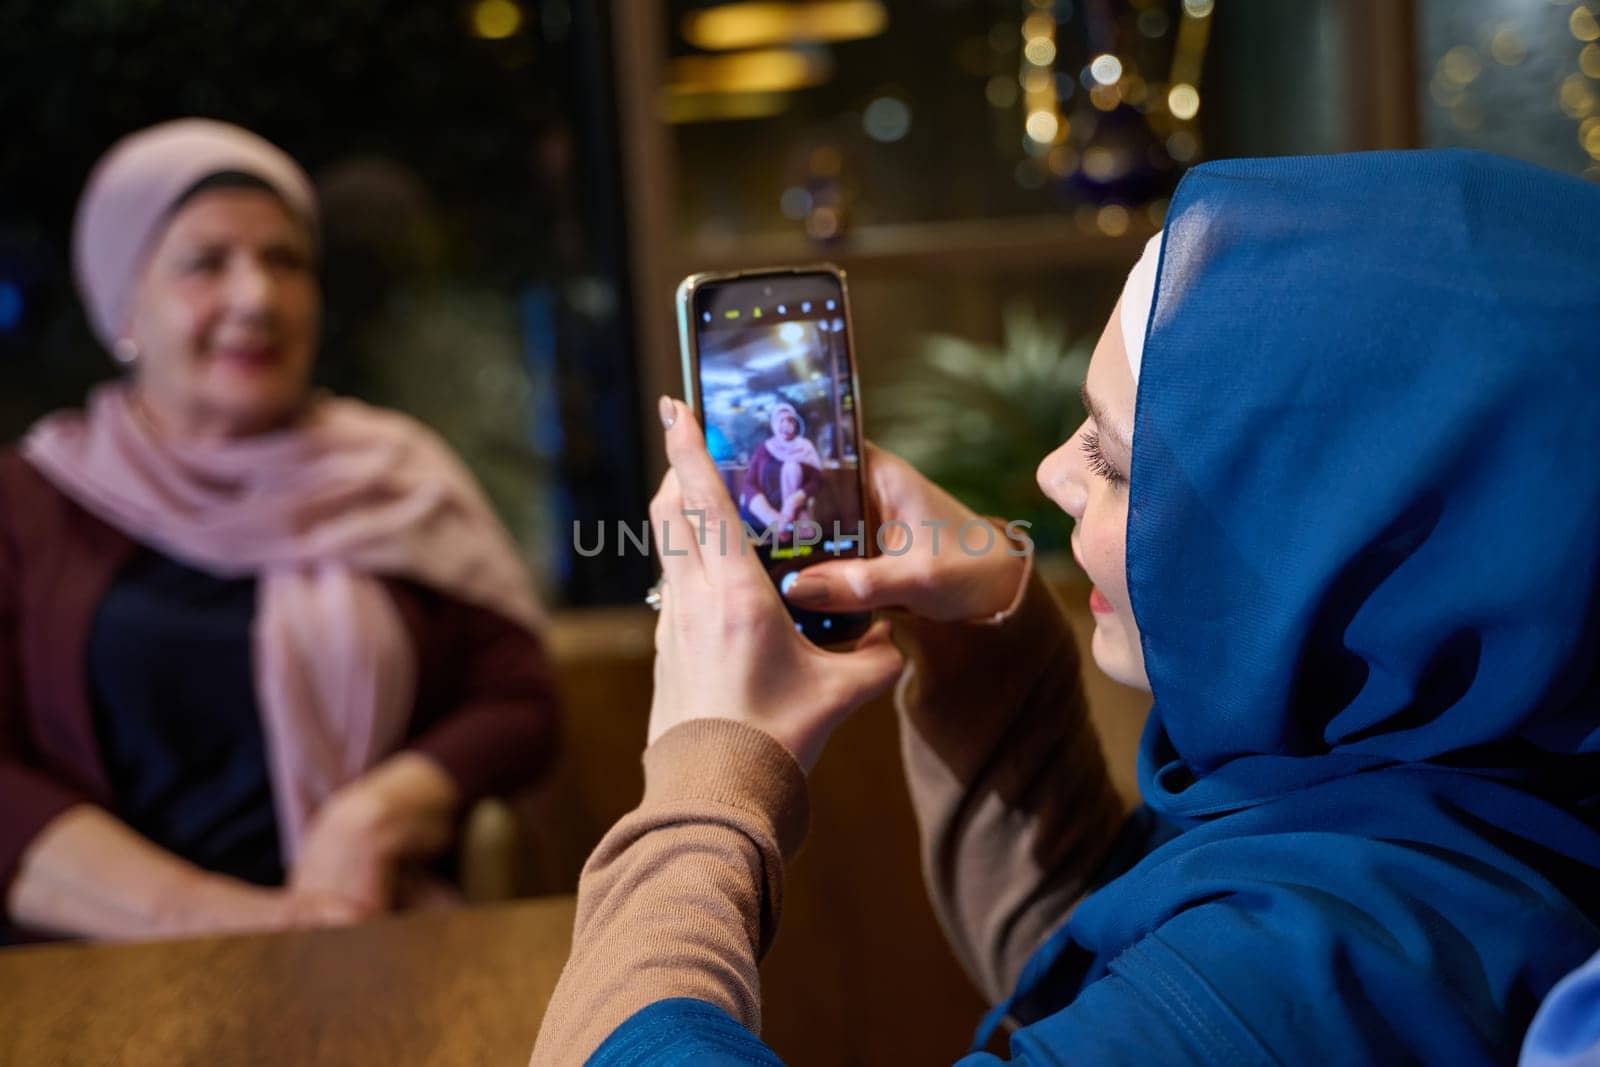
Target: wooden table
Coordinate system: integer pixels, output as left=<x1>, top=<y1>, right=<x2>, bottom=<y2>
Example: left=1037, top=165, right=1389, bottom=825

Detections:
left=0, top=896, right=576, bottom=1066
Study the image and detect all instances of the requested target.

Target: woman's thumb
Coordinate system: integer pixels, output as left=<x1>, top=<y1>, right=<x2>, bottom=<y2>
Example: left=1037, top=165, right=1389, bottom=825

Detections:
left=784, top=558, right=912, bottom=612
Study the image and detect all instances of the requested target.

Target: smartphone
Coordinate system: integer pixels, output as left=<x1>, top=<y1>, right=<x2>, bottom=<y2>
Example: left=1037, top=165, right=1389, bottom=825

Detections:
left=676, top=265, right=873, bottom=645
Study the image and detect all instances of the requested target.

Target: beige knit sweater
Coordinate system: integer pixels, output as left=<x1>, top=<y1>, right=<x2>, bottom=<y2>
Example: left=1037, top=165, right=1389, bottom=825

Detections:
left=531, top=565, right=1126, bottom=1063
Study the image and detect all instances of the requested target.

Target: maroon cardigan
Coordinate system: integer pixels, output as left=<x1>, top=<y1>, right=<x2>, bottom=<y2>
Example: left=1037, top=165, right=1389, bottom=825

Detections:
left=0, top=447, right=561, bottom=902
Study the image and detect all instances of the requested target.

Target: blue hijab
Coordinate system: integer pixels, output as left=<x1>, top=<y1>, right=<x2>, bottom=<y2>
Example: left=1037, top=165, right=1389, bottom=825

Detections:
left=999, top=149, right=1600, bottom=1065
left=590, top=151, right=1600, bottom=1065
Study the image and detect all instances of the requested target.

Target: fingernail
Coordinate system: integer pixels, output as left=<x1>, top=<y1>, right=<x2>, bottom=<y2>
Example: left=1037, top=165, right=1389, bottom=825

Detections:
left=785, top=576, right=828, bottom=605
left=658, top=395, right=676, bottom=429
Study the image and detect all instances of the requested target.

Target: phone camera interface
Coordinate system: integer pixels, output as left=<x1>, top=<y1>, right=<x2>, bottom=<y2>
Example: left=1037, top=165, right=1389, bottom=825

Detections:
left=695, top=282, right=866, bottom=640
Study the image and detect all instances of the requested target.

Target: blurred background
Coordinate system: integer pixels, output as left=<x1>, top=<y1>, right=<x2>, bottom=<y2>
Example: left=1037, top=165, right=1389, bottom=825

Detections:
left=1, top=0, right=1597, bottom=602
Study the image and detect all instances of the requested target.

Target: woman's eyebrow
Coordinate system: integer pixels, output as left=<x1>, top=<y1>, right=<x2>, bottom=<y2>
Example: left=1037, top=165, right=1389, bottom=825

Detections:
left=1080, top=383, right=1132, bottom=453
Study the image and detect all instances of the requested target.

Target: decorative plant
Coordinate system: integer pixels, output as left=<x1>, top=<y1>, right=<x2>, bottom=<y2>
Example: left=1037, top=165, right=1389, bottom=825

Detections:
left=873, top=305, right=1089, bottom=556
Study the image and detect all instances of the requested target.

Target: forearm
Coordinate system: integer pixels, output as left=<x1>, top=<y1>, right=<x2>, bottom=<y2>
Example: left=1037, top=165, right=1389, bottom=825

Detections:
left=895, top=563, right=1126, bottom=1004
left=532, top=720, right=807, bottom=1065
left=5, top=804, right=276, bottom=940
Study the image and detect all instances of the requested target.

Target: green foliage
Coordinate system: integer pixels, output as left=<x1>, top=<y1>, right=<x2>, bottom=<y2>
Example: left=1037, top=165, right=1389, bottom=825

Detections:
left=874, top=305, right=1089, bottom=553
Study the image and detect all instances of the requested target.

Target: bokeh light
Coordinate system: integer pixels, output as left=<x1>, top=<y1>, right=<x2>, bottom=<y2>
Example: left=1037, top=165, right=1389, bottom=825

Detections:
left=1168, top=83, right=1201, bottom=120
left=1025, top=109, right=1060, bottom=143
left=1089, top=54, right=1123, bottom=86
left=1024, top=37, right=1057, bottom=66
left=0, top=281, right=22, bottom=333
left=862, top=95, right=911, bottom=142
left=469, top=0, right=522, bottom=40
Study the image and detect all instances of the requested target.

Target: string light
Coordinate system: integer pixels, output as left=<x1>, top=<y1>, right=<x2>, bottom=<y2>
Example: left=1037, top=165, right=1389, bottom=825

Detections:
left=1430, top=5, right=1600, bottom=179
left=986, top=75, right=1019, bottom=108
left=1582, top=116, right=1600, bottom=159
left=1566, top=6, right=1600, bottom=174
left=1089, top=84, right=1121, bottom=111
left=1571, top=5, right=1600, bottom=42
left=1020, top=67, right=1051, bottom=93
left=1490, top=25, right=1528, bottom=66
left=1089, top=54, right=1122, bottom=85
left=993, top=0, right=1213, bottom=210
left=1168, top=83, right=1200, bottom=120
left=862, top=95, right=912, bottom=141
left=1025, top=109, right=1060, bottom=142
left=1155, top=0, right=1212, bottom=160
left=1137, top=8, right=1170, bottom=38
left=1018, top=4, right=1063, bottom=149
left=1096, top=204, right=1130, bottom=236
left=1047, top=144, right=1079, bottom=176
left=1440, top=46, right=1483, bottom=84
left=1022, top=12, right=1054, bottom=39
left=1560, top=72, right=1596, bottom=118
left=470, top=0, right=522, bottom=39
left=1082, top=146, right=1118, bottom=180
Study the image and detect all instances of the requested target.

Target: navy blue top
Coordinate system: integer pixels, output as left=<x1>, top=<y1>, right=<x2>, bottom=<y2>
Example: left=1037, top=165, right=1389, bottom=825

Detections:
left=87, top=550, right=283, bottom=886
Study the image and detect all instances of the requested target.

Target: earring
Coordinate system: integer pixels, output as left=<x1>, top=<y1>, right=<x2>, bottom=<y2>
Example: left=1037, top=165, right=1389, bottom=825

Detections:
left=112, top=338, right=139, bottom=365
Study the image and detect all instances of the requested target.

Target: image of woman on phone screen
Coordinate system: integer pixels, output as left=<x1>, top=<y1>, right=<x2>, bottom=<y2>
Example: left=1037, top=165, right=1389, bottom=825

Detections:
left=740, top=401, right=822, bottom=542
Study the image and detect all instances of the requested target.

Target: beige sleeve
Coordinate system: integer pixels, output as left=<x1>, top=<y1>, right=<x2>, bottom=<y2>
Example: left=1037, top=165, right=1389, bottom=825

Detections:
left=530, top=718, right=807, bottom=1065
left=894, top=558, right=1127, bottom=1006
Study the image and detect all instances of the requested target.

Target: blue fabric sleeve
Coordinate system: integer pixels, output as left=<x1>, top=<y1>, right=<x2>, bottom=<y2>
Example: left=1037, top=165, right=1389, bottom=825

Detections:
left=587, top=1000, right=784, bottom=1066
left=587, top=979, right=1212, bottom=1067
left=1522, top=951, right=1600, bottom=1067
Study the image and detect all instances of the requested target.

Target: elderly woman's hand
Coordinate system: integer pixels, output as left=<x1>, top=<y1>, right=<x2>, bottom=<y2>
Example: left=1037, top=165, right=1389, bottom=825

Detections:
left=648, top=398, right=904, bottom=772
left=166, top=871, right=369, bottom=936
left=781, top=444, right=1030, bottom=623
left=288, top=752, right=458, bottom=913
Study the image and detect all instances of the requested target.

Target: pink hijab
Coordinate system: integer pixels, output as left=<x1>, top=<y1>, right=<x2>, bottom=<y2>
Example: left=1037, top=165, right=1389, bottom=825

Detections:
left=763, top=402, right=822, bottom=468
left=72, top=118, right=320, bottom=351
left=28, top=119, right=544, bottom=862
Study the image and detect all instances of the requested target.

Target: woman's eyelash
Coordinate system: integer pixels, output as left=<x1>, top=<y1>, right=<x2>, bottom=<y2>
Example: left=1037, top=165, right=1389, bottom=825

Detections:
left=1080, top=430, right=1127, bottom=486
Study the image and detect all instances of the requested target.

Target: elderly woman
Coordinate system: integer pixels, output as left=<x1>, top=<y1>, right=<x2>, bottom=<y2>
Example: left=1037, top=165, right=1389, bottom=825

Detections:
left=534, top=150, right=1600, bottom=1064
left=0, top=120, right=559, bottom=941
left=740, top=401, right=823, bottom=541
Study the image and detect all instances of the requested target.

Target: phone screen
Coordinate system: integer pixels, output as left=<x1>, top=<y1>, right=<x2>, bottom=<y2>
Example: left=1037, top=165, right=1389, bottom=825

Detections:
left=685, top=269, right=872, bottom=644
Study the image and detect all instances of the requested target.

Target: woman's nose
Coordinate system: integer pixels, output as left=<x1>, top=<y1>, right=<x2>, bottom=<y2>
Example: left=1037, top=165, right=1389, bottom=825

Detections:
left=224, top=256, right=274, bottom=314
left=1037, top=430, right=1088, bottom=521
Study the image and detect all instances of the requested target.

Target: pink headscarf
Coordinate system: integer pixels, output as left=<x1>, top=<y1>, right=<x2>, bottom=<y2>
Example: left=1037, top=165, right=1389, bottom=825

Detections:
left=72, top=118, right=318, bottom=350
left=763, top=402, right=822, bottom=468
left=29, top=120, right=544, bottom=863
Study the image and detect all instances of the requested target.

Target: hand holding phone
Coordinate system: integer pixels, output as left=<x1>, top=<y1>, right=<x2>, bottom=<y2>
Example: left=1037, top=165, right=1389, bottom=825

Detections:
left=646, top=397, right=903, bottom=770
left=783, top=443, right=1033, bottom=623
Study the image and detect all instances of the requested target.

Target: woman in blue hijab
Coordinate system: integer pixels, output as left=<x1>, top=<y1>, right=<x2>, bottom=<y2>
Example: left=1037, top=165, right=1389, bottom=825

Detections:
left=532, top=150, right=1600, bottom=1065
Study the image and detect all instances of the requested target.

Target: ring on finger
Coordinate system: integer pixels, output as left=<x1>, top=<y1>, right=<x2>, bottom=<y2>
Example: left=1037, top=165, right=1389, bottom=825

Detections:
left=644, top=576, right=667, bottom=612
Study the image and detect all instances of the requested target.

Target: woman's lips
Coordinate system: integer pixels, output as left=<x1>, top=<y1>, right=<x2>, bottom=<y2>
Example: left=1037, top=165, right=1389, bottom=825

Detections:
left=1072, top=540, right=1112, bottom=613
left=214, top=345, right=282, bottom=369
